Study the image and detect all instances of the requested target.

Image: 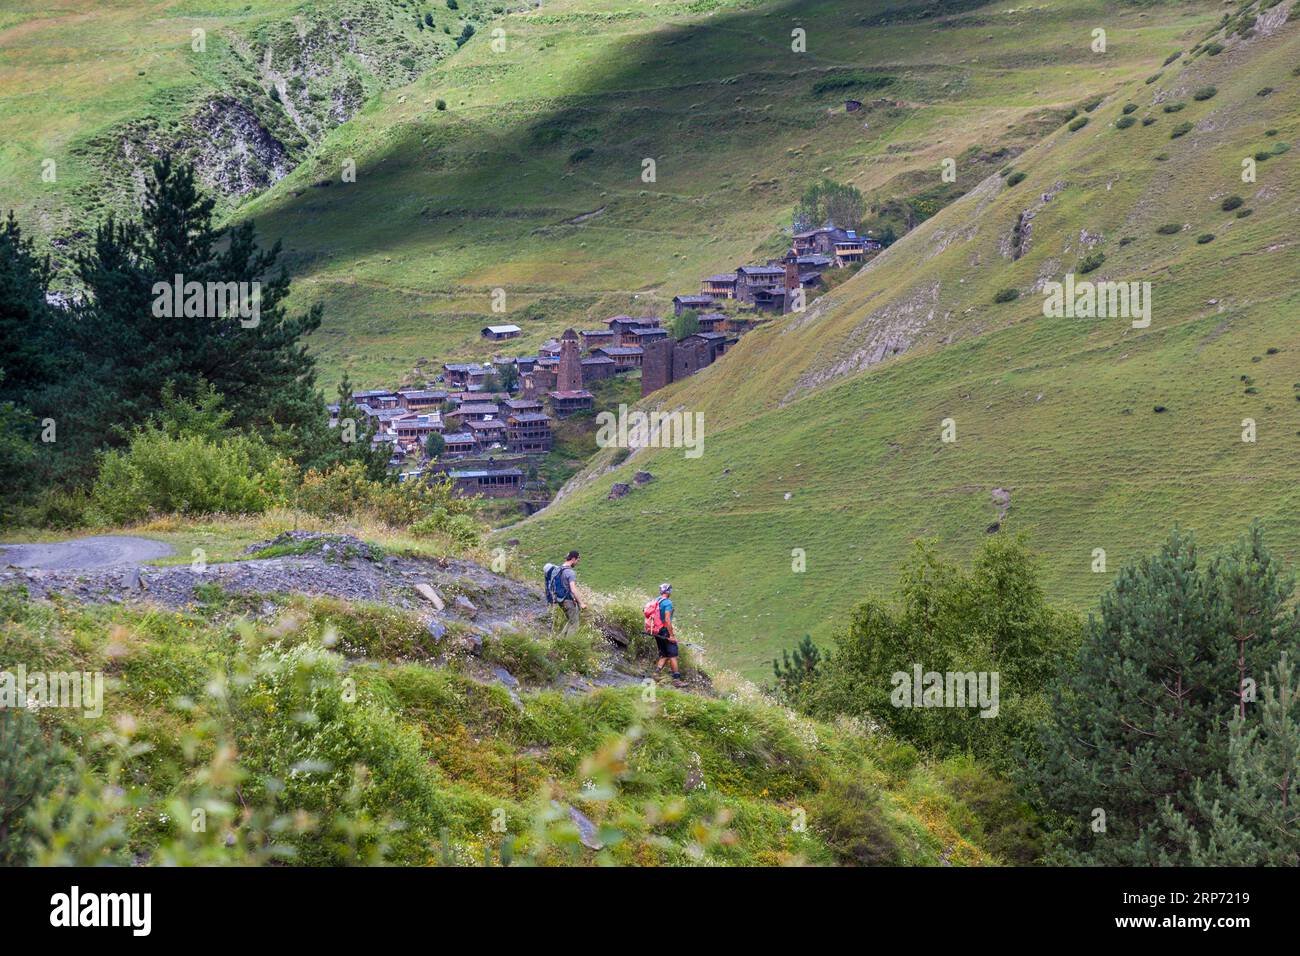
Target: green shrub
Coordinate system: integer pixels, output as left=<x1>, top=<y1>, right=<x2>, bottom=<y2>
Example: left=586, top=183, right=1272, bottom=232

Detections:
left=435, top=98, right=446, bottom=110
left=936, top=756, right=1044, bottom=865
left=1162, top=101, right=1185, bottom=113
left=1192, top=87, right=1217, bottom=101
left=1196, top=233, right=1216, bottom=244
left=1082, top=96, right=1103, bottom=113
left=1257, top=87, right=1274, bottom=97
left=1170, top=121, right=1193, bottom=138
left=993, top=288, right=1020, bottom=303
left=811, top=72, right=895, bottom=96
left=1004, top=170, right=1026, bottom=186
left=1236, top=208, right=1254, bottom=218
left=0, top=708, right=65, bottom=865
left=1115, top=115, right=1136, bottom=129
left=808, top=778, right=900, bottom=866
left=297, top=462, right=478, bottom=531
left=568, top=147, right=594, bottom=164
left=805, top=536, right=1080, bottom=767
left=1156, top=223, right=1182, bottom=235
left=1142, top=116, right=1156, bottom=126
left=1067, top=115, right=1088, bottom=132
left=1121, top=102, right=1138, bottom=114
left=236, top=643, right=451, bottom=864
left=1145, top=72, right=1162, bottom=85
left=1205, top=42, right=1224, bottom=55
left=1078, top=250, right=1105, bottom=274
left=1162, top=51, right=1182, bottom=66
left=1221, top=195, right=1243, bottom=211
left=91, top=427, right=293, bottom=523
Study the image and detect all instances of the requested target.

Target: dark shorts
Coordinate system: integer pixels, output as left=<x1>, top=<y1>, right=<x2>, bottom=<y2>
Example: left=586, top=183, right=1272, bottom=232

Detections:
left=654, top=631, right=678, bottom=658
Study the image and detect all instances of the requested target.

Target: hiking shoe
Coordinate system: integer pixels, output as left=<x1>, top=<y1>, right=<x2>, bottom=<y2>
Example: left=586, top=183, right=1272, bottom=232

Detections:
left=671, top=673, right=683, bottom=682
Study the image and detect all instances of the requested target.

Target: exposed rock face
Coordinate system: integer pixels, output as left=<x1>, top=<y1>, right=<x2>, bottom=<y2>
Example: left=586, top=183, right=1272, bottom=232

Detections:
left=185, top=97, right=294, bottom=198
left=54, top=0, right=450, bottom=258
left=991, top=487, right=1012, bottom=521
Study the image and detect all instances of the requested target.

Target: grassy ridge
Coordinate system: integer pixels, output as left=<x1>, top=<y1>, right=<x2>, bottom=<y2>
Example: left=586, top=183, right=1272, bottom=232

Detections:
left=0, top=580, right=1019, bottom=865
left=505, top=5, right=1300, bottom=678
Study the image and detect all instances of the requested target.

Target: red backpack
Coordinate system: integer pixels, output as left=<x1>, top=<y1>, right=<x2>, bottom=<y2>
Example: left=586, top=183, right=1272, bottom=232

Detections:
left=644, top=597, right=666, bottom=634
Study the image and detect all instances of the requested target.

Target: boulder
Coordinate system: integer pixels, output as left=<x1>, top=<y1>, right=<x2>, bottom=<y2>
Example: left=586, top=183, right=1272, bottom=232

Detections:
left=608, top=482, right=631, bottom=500
left=414, top=583, right=445, bottom=610
left=632, top=470, right=655, bottom=485
left=454, top=594, right=478, bottom=618
left=568, top=805, right=604, bottom=850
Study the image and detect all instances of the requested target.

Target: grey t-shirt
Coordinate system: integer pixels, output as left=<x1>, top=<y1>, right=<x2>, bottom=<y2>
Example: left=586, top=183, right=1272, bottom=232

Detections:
left=560, top=566, right=577, bottom=601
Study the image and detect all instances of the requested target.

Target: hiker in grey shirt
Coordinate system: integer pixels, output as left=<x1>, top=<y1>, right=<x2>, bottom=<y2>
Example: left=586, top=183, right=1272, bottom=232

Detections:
left=557, top=550, right=585, bottom=635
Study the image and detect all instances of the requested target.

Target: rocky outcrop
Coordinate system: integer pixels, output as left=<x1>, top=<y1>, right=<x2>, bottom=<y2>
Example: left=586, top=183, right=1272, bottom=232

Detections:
left=56, top=0, right=452, bottom=257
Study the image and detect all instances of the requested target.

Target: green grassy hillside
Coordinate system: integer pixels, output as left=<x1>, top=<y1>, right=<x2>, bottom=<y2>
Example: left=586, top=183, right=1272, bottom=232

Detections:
left=0, top=574, right=1019, bottom=866
left=232, top=0, right=1214, bottom=384
left=0, top=0, right=477, bottom=239
left=506, top=2, right=1300, bottom=679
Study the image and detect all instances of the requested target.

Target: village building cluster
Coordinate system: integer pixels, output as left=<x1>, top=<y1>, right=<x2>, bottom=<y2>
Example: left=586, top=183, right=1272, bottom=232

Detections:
left=329, top=223, right=880, bottom=501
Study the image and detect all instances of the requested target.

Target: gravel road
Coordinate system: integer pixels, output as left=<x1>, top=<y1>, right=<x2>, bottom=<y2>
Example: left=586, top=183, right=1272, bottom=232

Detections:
left=0, top=535, right=174, bottom=570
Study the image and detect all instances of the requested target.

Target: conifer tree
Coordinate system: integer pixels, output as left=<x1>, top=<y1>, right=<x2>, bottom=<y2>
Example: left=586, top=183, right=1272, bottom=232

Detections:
left=0, top=708, right=63, bottom=865
left=56, top=156, right=331, bottom=480
left=1162, top=653, right=1300, bottom=865
left=1035, top=527, right=1298, bottom=864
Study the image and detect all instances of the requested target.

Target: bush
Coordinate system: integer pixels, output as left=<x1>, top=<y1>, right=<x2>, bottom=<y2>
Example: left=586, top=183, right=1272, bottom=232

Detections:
left=1205, top=42, right=1224, bottom=55
left=804, top=536, right=1080, bottom=767
left=1162, top=101, right=1185, bottom=113
left=1115, top=115, right=1136, bottom=129
left=1145, top=72, right=1162, bottom=85
left=1162, top=51, right=1182, bottom=66
left=92, top=427, right=293, bottom=524
left=1170, top=121, right=1193, bottom=138
left=1078, top=250, right=1105, bottom=274
left=0, top=708, right=65, bottom=865
left=1142, top=116, right=1156, bottom=126
left=810, top=72, right=895, bottom=97
left=1067, top=116, right=1088, bottom=132
left=1257, top=87, right=1274, bottom=97
left=1192, top=86, right=1217, bottom=101
left=1122, top=102, right=1138, bottom=114
left=1196, top=233, right=1216, bottom=244
left=1221, top=195, right=1243, bottom=211
left=297, top=462, right=479, bottom=533
left=1156, top=223, right=1182, bottom=235
left=1004, top=170, right=1026, bottom=186
left=568, top=147, right=594, bottom=164
left=993, top=288, right=1020, bottom=303
left=809, top=778, right=900, bottom=866
left=1236, top=208, right=1254, bottom=218
left=435, top=98, right=446, bottom=110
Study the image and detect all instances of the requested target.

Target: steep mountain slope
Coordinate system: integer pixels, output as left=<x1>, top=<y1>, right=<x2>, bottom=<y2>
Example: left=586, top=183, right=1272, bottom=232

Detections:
left=507, top=3, right=1300, bottom=678
left=0, top=0, right=474, bottom=244
left=232, top=0, right=1215, bottom=383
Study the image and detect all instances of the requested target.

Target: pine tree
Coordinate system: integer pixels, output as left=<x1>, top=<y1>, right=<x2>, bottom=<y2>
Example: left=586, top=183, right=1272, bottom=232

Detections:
left=1035, top=527, right=1298, bottom=864
left=1162, top=653, right=1300, bottom=865
left=0, top=708, right=64, bottom=865
left=0, top=213, right=60, bottom=405
left=773, top=634, right=824, bottom=697
left=57, top=157, right=331, bottom=480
